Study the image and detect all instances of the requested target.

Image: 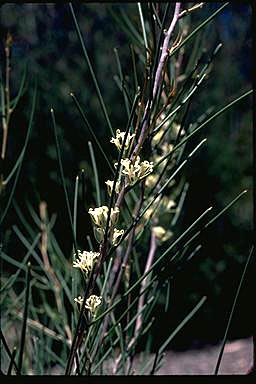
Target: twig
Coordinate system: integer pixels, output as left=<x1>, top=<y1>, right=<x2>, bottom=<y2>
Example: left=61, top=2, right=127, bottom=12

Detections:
left=152, top=3, right=181, bottom=100
left=91, top=185, right=145, bottom=363
left=131, top=3, right=181, bottom=159
left=134, top=229, right=157, bottom=338
left=214, top=245, right=255, bottom=374
left=1, top=33, right=12, bottom=161
left=178, top=3, right=204, bottom=19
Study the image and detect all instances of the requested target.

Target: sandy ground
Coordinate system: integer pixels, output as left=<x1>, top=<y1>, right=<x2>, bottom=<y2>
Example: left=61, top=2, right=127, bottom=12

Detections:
left=3, top=334, right=252, bottom=375
left=152, top=337, right=253, bottom=375
left=94, top=336, right=253, bottom=375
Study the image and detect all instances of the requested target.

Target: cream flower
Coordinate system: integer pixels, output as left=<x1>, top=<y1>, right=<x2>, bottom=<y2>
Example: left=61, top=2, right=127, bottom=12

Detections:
left=116, top=156, right=153, bottom=185
left=161, top=197, right=176, bottom=210
left=74, top=295, right=84, bottom=306
left=110, top=206, right=120, bottom=226
left=89, top=206, right=108, bottom=227
left=137, top=159, right=154, bottom=179
left=112, top=228, right=124, bottom=246
left=161, top=143, right=174, bottom=155
left=145, top=174, right=158, bottom=188
left=156, top=112, right=169, bottom=131
left=105, top=180, right=121, bottom=196
left=110, top=129, right=135, bottom=151
left=152, top=226, right=173, bottom=242
left=89, top=206, right=120, bottom=228
left=152, top=129, right=164, bottom=146
left=85, top=295, right=102, bottom=315
left=74, top=294, right=102, bottom=315
left=144, top=196, right=161, bottom=220
left=172, top=122, right=185, bottom=137
left=152, top=153, right=168, bottom=169
left=73, top=250, right=99, bottom=275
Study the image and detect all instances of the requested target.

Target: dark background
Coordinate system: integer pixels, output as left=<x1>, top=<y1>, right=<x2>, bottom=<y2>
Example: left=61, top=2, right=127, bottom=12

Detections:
left=0, top=3, right=253, bottom=350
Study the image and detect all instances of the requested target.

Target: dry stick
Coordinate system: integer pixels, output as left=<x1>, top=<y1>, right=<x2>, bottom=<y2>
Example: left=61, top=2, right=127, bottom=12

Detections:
left=14, top=312, right=66, bottom=342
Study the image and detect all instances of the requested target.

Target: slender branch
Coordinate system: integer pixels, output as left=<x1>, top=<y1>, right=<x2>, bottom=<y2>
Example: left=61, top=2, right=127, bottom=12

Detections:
left=91, top=185, right=145, bottom=361
left=214, top=246, right=255, bottom=375
left=131, top=3, right=181, bottom=159
left=1, top=33, right=12, bottom=161
left=153, top=3, right=181, bottom=99
left=134, top=229, right=157, bottom=338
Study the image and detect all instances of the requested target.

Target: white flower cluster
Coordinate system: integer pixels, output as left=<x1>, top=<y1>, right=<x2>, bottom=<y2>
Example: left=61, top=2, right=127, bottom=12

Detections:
left=114, top=156, right=154, bottom=185
left=110, top=129, right=135, bottom=152
left=74, top=294, right=102, bottom=316
left=152, top=226, right=173, bottom=243
left=88, top=205, right=124, bottom=246
left=73, top=250, right=99, bottom=276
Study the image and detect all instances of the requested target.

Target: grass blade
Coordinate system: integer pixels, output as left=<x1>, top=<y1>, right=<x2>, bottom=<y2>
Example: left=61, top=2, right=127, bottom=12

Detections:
left=130, top=44, right=138, bottom=92
left=0, top=83, right=37, bottom=225
left=50, top=108, right=78, bottom=255
left=151, top=296, right=207, bottom=374
left=88, top=141, right=101, bottom=207
left=0, top=234, right=40, bottom=294
left=137, top=3, right=149, bottom=56
left=69, top=3, right=113, bottom=136
left=0, top=329, right=19, bottom=374
left=171, top=89, right=253, bottom=156
left=70, top=92, right=114, bottom=174
left=170, top=3, right=229, bottom=58
left=17, top=262, right=31, bottom=374
left=114, top=47, right=131, bottom=117
left=10, top=62, right=27, bottom=111
left=183, top=190, right=248, bottom=250
left=7, top=346, right=17, bottom=375
left=214, top=246, right=255, bottom=375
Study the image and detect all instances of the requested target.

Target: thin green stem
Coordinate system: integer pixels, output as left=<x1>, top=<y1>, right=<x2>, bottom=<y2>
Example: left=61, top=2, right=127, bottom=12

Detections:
left=0, top=83, right=37, bottom=226
left=50, top=108, right=78, bottom=256
left=214, top=246, right=255, bottom=375
left=151, top=296, right=207, bottom=374
left=88, top=141, right=101, bottom=207
left=156, top=89, right=253, bottom=168
left=69, top=3, right=113, bottom=136
left=70, top=92, right=113, bottom=174
left=170, top=3, right=229, bottom=58
left=17, top=262, right=31, bottom=374
left=0, top=329, right=19, bottom=374
left=7, top=346, right=17, bottom=375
